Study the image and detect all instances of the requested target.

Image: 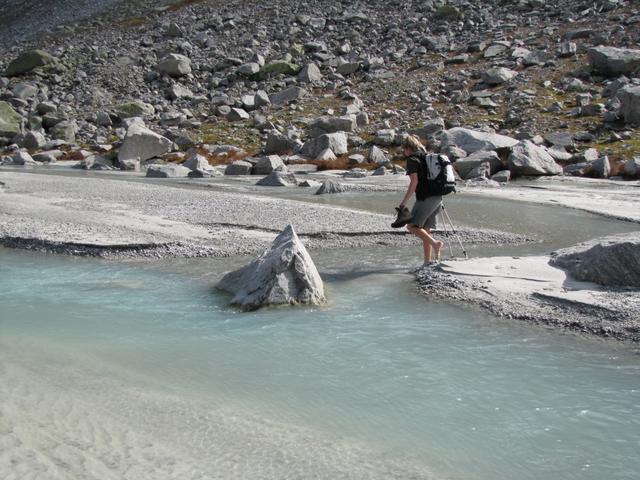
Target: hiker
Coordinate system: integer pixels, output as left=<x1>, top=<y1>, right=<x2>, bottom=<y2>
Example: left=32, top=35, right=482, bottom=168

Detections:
left=395, top=135, right=445, bottom=265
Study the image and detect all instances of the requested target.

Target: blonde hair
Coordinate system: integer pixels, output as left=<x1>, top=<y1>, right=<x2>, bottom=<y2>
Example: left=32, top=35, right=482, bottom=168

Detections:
left=403, top=134, right=427, bottom=153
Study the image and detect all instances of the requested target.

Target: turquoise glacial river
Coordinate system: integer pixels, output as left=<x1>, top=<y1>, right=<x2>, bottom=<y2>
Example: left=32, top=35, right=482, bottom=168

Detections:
left=1, top=240, right=638, bottom=479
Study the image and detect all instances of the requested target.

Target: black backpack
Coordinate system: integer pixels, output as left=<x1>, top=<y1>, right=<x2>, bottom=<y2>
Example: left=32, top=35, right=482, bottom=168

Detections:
left=418, top=153, right=457, bottom=196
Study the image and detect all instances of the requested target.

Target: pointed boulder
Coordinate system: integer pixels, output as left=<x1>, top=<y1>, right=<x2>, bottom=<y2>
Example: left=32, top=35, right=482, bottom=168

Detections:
left=218, top=225, right=325, bottom=310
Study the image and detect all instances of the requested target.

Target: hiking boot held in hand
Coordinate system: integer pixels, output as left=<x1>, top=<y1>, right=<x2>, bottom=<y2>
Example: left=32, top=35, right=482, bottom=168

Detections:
left=391, top=205, right=412, bottom=228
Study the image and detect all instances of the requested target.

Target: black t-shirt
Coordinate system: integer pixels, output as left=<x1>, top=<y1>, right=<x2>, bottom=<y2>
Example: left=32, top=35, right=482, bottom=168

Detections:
left=406, top=152, right=429, bottom=201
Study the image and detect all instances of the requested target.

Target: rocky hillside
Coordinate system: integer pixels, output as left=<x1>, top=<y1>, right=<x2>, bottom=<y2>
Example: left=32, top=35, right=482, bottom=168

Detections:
left=1, top=0, right=639, bottom=182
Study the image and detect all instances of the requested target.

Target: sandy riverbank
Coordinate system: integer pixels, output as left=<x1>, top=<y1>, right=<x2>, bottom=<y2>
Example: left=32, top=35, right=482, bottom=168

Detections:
left=0, top=170, right=525, bottom=258
left=415, top=256, right=640, bottom=343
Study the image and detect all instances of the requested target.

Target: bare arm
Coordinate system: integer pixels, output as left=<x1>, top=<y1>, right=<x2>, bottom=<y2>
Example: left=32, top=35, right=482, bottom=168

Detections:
left=400, top=173, right=418, bottom=208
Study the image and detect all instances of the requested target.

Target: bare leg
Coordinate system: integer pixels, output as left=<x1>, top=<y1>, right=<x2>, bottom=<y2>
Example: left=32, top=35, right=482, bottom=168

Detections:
left=407, top=225, right=444, bottom=262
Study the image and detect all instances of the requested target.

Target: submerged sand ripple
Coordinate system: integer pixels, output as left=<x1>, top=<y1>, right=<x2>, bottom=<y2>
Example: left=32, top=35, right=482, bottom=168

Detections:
left=0, top=343, right=436, bottom=480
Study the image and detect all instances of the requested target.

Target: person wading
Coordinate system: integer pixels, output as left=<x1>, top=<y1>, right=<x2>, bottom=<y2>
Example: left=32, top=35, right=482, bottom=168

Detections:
left=394, top=135, right=445, bottom=266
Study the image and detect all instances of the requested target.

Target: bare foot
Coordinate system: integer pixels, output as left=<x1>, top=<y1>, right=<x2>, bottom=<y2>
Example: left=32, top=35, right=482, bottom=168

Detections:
left=434, top=241, right=444, bottom=261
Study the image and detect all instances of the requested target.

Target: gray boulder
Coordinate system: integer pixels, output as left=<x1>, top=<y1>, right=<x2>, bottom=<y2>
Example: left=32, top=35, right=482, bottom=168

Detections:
left=441, top=127, right=518, bottom=154
left=254, top=90, right=271, bottom=107
left=270, top=86, right=306, bottom=106
left=265, top=131, right=300, bottom=154
left=227, top=108, right=250, bottom=121
left=491, top=170, right=511, bottom=183
left=309, top=115, right=356, bottom=135
left=224, top=160, right=253, bottom=175
left=157, top=54, right=192, bottom=77
left=5, top=49, right=56, bottom=76
left=299, top=63, right=322, bottom=83
left=146, top=164, right=191, bottom=178
left=466, top=161, right=491, bottom=180
left=410, top=117, right=445, bottom=140
left=348, top=154, right=365, bottom=165
left=454, top=150, right=502, bottom=178
left=316, top=148, right=336, bottom=161
left=238, top=62, right=260, bottom=76
left=482, top=67, right=518, bottom=85
left=114, top=101, right=155, bottom=119
left=10, top=150, right=37, bottom=166
left=551, top=233, right=640, bottom=287
left=32, top=149, right=62, bottom=163
left=254, top=155, right=285, bottom=175
left=12, top=82, right=38, bottom=100
left=182, top=152, right=212, bottom=172
left=119, top=159, right=140, bottom=171
left=315, top=179, right=346, bottom=195
left=118, top=125, right=173, bottom=163
left=23, top=131, right=47, bottom=149
left=587, top=47, right=640, bottom=77
left=508, top=141, right=563, bottom=176
left=300, top=132, right=347, bottom=159
left=336, top=62, right=361, bottom=75
left=558, top=42, right=577, bottom=58
left=623, top=157, right=640, bottom=178
left=368, top=145, right=389, bottom=165
left=585, top=156, right=610, bottom=179
left=50, top=121, right=77, bottom=143
left=217, top=224, right=325, bottom=310
left=166, top=84, right=193, bottom=100
left=617, top=85, right=640, bottom=125
left=256, top=171, right=297, bottom=186
left=373, top=129, right=396, bottom=146
left=0, top=101, right=24, bottom=137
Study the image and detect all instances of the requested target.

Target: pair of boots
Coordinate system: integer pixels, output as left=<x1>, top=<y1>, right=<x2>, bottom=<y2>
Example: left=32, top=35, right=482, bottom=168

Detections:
left=391, top=205, right=412, bottom=229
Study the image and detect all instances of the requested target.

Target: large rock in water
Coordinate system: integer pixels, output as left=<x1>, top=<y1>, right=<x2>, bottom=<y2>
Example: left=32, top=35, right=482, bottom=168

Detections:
left=587, top=46, right=640, bottom=76
left=508, top=141, right=563, bottom=176
left=217, top=225, right=325, bottom=310
left=256, top=171, right=297, bottom=186
left=441, top=127, right=518, bottom=154
left=551, top=233, right=640, bottom=288
left=315, top=179, right=346, bottom=195
left=118, top=125, right=173, bottom=162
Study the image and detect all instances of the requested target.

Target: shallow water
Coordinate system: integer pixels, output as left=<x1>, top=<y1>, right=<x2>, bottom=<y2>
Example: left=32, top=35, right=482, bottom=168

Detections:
left=1, top=248, right=639, bottom=480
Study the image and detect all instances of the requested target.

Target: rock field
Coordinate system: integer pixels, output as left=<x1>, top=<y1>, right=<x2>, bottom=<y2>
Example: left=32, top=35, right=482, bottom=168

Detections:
left=0, top=0, right=639, bottom=183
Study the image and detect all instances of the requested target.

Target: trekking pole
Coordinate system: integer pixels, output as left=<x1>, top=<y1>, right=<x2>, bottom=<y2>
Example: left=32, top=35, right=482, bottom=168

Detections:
left=439, top=210, right=455, bottom=259
left=441, top=203, right=468, bottom=259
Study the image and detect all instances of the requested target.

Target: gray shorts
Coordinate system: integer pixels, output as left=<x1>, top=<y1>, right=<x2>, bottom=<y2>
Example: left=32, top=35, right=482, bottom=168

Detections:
left=410, top=196, right=442, bottom=230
